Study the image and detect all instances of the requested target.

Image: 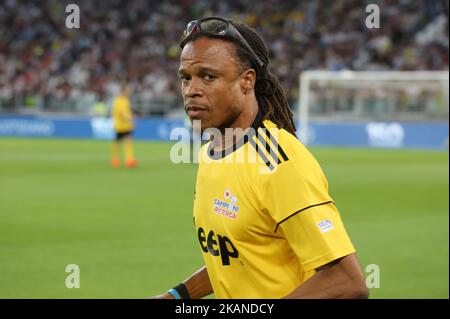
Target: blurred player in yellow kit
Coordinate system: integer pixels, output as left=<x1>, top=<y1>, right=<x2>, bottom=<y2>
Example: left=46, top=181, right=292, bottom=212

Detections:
left=111, top=84, right=137, bottom=168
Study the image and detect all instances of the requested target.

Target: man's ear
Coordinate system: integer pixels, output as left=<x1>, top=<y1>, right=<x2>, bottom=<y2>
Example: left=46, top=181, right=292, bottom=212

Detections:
left=240, top=69, right=256, bottom=94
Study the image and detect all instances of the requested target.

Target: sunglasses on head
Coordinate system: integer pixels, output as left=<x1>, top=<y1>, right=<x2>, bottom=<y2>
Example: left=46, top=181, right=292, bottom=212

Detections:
left=180, top=17, right=265, bottom=68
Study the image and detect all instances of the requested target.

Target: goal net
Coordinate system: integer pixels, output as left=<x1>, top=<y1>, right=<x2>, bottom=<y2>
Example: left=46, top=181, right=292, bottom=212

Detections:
left=297, top=71, right=449, bottom=147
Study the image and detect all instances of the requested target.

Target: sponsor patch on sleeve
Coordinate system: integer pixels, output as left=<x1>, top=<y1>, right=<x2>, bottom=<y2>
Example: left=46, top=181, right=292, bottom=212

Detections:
left=317, top=219, right=334, bottom=233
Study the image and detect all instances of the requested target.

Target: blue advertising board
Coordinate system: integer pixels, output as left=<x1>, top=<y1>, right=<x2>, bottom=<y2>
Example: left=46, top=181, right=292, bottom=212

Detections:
left=0, top=115, right=448, bottom=150
left=304, top=121, right=448, bottom=149
left=0, top=115, right=186, bottom=141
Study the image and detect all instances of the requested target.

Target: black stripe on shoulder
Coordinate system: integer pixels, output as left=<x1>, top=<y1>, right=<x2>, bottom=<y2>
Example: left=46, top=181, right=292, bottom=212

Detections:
left=256, top=128, right=281, bottom=165
left=274, top=201, right=333, bottom=232
left=248, top=137, right=275, bottom=171
left=262, top=126, right=289, bottom=162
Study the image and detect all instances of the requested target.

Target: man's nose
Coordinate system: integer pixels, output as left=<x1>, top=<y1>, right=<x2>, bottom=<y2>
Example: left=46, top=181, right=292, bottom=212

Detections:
left=185, top=79, right=204, bottom=98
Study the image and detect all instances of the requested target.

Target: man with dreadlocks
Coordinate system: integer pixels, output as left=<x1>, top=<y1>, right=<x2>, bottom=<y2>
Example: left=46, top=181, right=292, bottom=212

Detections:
left=153, top=17, right=368, bottom=299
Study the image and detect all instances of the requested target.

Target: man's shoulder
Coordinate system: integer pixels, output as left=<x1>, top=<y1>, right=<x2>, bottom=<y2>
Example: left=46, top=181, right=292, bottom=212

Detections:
left=259, top=119, right=304, bottom=160
left=257, top=119, right=324, bottom=176
left=114, top=95, right=129, bottom=105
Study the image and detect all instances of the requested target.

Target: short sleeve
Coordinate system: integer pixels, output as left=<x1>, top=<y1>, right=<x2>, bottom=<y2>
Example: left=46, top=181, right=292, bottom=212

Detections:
left=262, top=157, right=333, bottom=226
left=278, top=202, right=356, bottom=271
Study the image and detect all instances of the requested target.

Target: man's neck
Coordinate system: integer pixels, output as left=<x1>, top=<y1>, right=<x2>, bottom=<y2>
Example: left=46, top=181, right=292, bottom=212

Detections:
left=212, top=98, right=259, bottom=151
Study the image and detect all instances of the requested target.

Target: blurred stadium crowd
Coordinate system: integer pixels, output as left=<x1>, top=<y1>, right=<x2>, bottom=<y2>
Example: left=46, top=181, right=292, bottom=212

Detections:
left=0, top=0, right=448, bottom=116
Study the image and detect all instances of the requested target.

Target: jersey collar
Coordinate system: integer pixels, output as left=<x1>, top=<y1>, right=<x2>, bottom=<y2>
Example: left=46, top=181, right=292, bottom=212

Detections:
left=207, top=109, right=265, bottom=160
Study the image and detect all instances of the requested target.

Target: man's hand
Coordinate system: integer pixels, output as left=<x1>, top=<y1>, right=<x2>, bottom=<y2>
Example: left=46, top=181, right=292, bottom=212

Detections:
left=146, top=266, right=213, bottom=300
left=147, top=292, right=175, bottom=299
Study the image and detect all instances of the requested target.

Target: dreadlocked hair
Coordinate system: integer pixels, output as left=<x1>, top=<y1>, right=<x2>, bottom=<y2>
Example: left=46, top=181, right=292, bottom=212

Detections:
left=231, top=22, right=297, bottom=136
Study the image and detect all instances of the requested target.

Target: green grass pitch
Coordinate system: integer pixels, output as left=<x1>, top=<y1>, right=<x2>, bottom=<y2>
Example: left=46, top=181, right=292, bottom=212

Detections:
left=0, top=137, right=448, bottom=298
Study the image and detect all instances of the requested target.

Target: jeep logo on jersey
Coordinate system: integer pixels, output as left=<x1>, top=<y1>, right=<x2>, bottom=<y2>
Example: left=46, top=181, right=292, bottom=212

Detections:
left=197, top=227, right=239, bottom=265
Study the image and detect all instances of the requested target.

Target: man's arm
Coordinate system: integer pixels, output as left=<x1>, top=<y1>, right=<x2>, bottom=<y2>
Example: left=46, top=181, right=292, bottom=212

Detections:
left=120, top=100, right=132, bottom=124
left=150, top=266, right=213, bottom=299
left=276, top=202, right=368, bottom=299
left=283, top=253, right=369, bottom=299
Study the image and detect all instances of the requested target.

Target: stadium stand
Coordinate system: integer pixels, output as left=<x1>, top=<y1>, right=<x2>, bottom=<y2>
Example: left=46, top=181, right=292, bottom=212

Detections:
left=0, top=0, right=448, bottom=116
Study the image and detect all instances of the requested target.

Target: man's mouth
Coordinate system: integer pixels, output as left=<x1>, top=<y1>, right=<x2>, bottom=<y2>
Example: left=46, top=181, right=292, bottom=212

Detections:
left=186, top=105, right=207, bottom=118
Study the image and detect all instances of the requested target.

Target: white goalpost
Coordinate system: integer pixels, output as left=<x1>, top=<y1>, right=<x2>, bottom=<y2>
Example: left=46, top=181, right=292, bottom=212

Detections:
left=297, top=70, right=449, bottom=145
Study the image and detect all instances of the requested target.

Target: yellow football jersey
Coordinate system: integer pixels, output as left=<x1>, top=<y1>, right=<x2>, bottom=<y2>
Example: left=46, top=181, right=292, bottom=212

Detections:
left=193, top=112, right=356, bottom=299
left=112, top=95, right=133, bottom=132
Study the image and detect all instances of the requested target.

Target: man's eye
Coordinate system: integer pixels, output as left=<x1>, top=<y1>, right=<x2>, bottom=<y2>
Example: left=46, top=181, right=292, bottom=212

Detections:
left=203, top=74, right=215, bottom=81
left=180, top=75, right=190, bottom=81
